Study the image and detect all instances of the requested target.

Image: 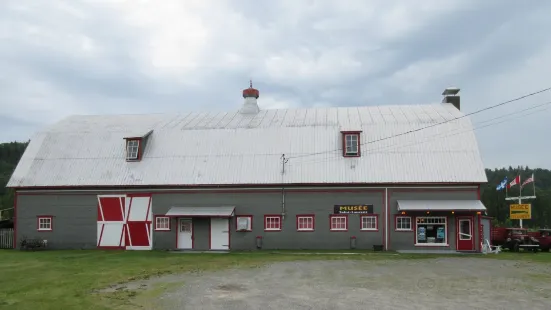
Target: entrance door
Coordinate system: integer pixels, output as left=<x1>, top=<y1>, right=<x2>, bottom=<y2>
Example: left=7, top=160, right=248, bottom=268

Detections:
left=457, top=218, right=474, bottom=251
left=210, top=218, right=229, bottom=250
left=177, top=219, right=193, bottom=249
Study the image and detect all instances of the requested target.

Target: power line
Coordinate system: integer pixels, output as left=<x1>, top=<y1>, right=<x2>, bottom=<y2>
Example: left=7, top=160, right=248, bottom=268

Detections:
left=290, top=100, right=551, bottom=166
left=287, top=86, right=551, bottom=160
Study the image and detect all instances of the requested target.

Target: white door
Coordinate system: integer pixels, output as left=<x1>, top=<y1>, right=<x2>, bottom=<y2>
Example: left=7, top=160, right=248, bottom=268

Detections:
left=210, top=218, right=229, bottom=250
left=177, top=219, right=193, bottom=249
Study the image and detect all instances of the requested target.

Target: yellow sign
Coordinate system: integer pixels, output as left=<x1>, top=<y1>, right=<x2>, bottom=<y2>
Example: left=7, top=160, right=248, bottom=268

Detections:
left=510, top=204, right=531, bottom=220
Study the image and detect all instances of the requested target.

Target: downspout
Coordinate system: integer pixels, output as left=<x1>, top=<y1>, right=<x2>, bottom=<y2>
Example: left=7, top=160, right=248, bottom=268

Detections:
left=281, top=154, right=288, bottom=221
left=281, top=187, right=286, bottom=221
left=385, top=187, right=389, bottom=251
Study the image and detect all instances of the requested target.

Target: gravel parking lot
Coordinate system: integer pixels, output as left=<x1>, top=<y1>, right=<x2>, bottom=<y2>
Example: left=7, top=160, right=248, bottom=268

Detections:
left=114, top=257, right=551, bottom=310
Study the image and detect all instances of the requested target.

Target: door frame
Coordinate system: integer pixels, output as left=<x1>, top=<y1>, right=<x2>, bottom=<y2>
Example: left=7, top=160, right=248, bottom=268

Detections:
left=176, top=218, right=194, bottom=249
left=456, top=216, right=474, bottom=251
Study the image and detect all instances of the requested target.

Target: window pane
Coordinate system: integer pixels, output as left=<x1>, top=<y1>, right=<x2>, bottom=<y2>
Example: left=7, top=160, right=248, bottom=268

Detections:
left=416, top=217, right=446, bottom=244
left=266, top=217, right=281, bottom=229
left=459, top=220, right=471, bottom=240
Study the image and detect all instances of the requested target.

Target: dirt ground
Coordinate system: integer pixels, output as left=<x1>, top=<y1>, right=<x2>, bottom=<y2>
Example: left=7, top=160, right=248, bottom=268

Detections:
left=107, top=257, right=551, bottom=309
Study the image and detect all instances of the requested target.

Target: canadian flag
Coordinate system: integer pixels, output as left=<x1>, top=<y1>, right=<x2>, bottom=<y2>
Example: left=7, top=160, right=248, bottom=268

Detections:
left=508, top=175, right=520, bottom=188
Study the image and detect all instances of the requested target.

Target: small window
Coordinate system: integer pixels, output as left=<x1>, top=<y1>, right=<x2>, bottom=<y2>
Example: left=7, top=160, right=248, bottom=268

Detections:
left=37, top=216, right=53, bottom=231
left=360, top=215, right=378, bottom=231
left=296, top=215, right=314, bottom=231
left=396, top=216, right=412, bottom=231
left=126, top=139, right=140, bottom=160
left=236, top=215, right=253, bottom=231
left=342, top=131, right=361, bottom=157
left=330, top=215, right=348, bottom=231
left=154, top=216, right=170, bottom=231
left=264, top=215, right=282, bottom=231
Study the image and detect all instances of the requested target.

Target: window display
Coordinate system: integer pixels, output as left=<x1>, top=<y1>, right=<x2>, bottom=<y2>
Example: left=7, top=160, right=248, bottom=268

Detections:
left=416, top=217, right=447, bottom=245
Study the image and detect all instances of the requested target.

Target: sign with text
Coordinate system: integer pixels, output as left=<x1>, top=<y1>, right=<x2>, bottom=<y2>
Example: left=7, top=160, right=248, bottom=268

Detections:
left=334, top=204, right=374, bottom=214
left=510, top=204, right=531, bottom=220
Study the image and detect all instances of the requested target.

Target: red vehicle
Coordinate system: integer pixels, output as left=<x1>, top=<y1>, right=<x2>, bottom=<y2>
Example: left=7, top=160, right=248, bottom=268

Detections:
left=491, top=227, right=540, bottom=252
left=528, top=229, right=551, bottom=252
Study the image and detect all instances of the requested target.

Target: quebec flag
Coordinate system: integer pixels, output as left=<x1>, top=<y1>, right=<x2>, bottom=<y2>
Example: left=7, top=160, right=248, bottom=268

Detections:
left=496, top=176, right=508, bottom=191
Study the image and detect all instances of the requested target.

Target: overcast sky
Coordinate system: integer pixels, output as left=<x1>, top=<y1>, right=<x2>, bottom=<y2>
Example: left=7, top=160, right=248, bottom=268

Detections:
left=1, top=0, right=550, bottom=170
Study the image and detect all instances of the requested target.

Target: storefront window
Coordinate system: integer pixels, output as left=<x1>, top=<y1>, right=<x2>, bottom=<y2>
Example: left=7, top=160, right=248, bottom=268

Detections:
left=416, top=217, right=447, bottom=245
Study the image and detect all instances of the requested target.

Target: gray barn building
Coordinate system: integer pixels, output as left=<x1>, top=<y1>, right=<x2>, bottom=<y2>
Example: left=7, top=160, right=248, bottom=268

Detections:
left=7, top=84, right=489, bottom=252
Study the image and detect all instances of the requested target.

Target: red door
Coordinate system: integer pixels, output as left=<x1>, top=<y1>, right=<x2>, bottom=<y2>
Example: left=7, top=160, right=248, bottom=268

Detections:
left=457, top=217, right=474, bottom=251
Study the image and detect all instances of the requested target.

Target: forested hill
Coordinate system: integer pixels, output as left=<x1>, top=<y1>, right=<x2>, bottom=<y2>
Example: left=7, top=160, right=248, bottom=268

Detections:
left=0, top=141, right=550, bottom=227
left=0, top=141, right=28, bottom=218
left=481, top=167, right=551, bottom=228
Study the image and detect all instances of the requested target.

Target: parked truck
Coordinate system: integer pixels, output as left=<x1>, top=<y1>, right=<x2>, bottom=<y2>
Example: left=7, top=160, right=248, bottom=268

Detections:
left=491, top=227, right=540, bottom=252
left=528, top=229, right=551, bottom=252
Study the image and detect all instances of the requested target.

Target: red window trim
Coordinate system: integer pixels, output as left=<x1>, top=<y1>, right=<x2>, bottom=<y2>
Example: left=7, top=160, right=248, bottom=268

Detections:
left=264, top=214, right=282, bottom=232
left=395, top=215, right=413, bottom=232
left=36, top=215, right=53, bottom=232
left=329, top=214, right=348, bottom=231
left=341, top=131, right=361, bottom=157
left=296, top=214, right=315, bottom=232
left=154, top=215, right=171, bottom=231
left=235, top=215, right=253, bottom=232
left=125, top=138, right=143, bottom=161
left=359, top=214, right=379, bottom=231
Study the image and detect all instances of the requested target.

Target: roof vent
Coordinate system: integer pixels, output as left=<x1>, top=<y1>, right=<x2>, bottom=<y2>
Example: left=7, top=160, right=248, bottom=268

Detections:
left=240, top=80, right=260, bottom=114
left=442, top=87, right=460, bottom=110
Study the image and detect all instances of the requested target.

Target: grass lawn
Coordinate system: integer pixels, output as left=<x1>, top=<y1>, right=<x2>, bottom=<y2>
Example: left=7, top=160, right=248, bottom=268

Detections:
left=0, top=249, right=549, bottom=310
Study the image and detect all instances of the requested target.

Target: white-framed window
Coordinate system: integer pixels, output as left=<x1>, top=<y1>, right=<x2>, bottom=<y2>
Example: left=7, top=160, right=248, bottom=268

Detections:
left=415, top=216, right=447, bottom=245
left=236, top=215, right=253, bottom=231
left=360, top=215, right=378, bottom=231
left=330, top=215, right=348, bottom=231
left=264, top=215, right=282, bottom=231
left=396, top=216, right=412, bottom=231
left=344, top=133, right=360, bottom=156
left=37, top=216, right=52, bottom=231
left=155, top=216, right=170, bottom=231
left=126, top=139, right=140, bottom=160
left=297, top=215, right=314, bottom=231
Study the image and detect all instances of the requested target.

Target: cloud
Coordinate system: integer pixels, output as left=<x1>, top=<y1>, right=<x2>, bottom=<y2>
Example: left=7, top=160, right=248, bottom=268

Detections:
left=1, top=0, right=550, bottom=169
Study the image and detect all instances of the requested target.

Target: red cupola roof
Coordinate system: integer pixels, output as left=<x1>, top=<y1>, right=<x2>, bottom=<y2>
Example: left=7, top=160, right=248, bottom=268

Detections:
left=242, top=80, right=259, bottom=99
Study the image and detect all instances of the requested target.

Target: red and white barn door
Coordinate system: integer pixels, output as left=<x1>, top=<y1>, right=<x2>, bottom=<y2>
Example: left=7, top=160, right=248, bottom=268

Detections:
left=97, top=195, right=126, bottom=249
left=125, top=195, right=153, bottom=250
left=97, top=194, right=153, bottom=250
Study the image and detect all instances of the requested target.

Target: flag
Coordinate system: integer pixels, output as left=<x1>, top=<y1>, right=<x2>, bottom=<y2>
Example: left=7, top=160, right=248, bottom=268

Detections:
left=508, top=175, right=520, bottom=188
left=521, top=173, right=534, bottom=188
left=496, top=176, right=508, bottom=191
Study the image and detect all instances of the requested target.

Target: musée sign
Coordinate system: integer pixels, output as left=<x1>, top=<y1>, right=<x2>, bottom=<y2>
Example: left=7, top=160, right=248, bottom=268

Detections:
left=334, top=204, right=374, bottom=214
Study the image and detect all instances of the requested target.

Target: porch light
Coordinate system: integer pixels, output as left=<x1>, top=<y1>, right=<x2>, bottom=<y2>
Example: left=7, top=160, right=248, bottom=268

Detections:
left=476, top=211, right=481, bottom=215
left=401, top=211, right=406, bottom=215
left=451, top=211, right=454, bottom=214
left=426, top=211, right=430, bottom=214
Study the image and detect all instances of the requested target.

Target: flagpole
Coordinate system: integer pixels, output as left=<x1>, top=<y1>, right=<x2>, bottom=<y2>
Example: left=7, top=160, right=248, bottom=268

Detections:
left=519, top=174, right=522, bottom=228
left=533, top=173, right=536, bottom=197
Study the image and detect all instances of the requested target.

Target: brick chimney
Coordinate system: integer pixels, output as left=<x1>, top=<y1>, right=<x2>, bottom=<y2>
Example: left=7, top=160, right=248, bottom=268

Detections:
left=442, top=87, right=460, bottom=110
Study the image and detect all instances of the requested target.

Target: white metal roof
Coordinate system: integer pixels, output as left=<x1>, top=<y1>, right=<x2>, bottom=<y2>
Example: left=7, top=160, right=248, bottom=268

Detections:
left=165, top=206, right=235, bottom=217
left=7, top=102, right=488, bottom=187
left=397, top=200, right=487, bottom=211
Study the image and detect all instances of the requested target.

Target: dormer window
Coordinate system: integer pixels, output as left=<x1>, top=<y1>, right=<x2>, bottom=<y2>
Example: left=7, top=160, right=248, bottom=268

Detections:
left=123, top=130, right=153, bottom=162
left=341, top=131, right=361, bottom=157
left=126, top=139, right=140, bottom=160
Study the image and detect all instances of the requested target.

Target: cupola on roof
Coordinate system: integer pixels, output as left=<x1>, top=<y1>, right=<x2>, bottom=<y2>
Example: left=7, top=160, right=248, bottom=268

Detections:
left=239, top=80, right=260, bottom=114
